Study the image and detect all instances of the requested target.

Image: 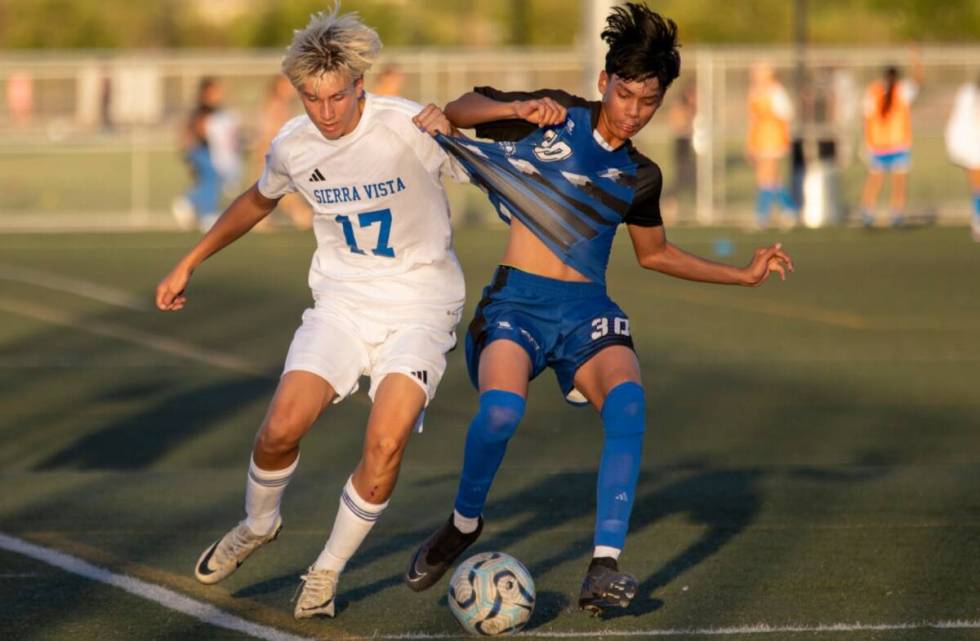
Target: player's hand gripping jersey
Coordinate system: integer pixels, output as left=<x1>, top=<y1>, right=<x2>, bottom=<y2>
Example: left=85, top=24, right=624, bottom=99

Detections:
left=437, top=87, right=664, bottom=284
left=259, top=94, right=467, bottom=304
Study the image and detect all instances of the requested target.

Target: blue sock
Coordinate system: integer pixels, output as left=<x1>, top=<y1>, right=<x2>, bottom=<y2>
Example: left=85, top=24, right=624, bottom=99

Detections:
left=777, top=187, right=798, bottom=215
left=454, top=390, right=525, bottom=518
left=594, top=382, right=646, bottom=551
left=972, top=193, right=980, bottom=219
left=755, top=188, right=774, bottom=226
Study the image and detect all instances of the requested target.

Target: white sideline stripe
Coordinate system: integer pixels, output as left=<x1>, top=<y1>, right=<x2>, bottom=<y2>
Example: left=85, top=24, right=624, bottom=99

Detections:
left=0, top=297, right=263, bottom=376
left=0, top=532, right=317, bottom=641
left=385, top=620, right=980, bottom=638
left=0, top=263, right=149, bottom=311
left=0, top=531, right=978, bottom=641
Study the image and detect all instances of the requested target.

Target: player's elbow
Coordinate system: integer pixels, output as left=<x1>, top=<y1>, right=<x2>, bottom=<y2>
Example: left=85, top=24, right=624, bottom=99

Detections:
left=444, top=93, right=479, bottom=128
left=637, top=249, right=669, bottom=272
left=443, top=99, right=466, bottom=127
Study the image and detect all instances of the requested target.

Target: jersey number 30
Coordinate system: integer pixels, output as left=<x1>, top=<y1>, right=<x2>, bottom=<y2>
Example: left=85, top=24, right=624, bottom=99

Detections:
left=591, top=317, right=630, bottom=340
left=335, top=209, right=395, bottom=257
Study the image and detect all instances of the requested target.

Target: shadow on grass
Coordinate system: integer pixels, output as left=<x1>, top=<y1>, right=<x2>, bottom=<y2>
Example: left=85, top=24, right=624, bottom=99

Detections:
left=35, top=376, right=273, bottom=470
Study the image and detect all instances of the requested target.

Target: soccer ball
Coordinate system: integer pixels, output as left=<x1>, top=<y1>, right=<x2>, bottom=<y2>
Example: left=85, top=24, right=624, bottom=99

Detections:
left=448, top=552, right=535, bottom=636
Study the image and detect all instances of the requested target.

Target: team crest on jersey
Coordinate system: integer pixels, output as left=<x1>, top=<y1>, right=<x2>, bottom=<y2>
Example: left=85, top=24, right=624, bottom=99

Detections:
left=533, top=129, right=573, bottom=163
left=498, top=141, right=517, bottom=157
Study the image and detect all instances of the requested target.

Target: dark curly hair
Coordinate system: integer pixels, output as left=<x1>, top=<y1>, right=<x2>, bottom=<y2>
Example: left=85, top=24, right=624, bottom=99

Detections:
left=602, top=2, right=681, bottom=92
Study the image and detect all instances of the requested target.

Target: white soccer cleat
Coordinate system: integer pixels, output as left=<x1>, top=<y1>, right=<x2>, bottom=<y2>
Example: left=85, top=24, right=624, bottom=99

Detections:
left=293, top=567, right=338, bottom=619
left=194, top=517, right=282, bottom=585
left=171, top=196, right=197, bottom=231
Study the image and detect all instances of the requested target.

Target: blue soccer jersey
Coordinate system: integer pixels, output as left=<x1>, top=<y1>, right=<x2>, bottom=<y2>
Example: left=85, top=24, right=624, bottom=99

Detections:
left=438, top=86, right=663, bottom=284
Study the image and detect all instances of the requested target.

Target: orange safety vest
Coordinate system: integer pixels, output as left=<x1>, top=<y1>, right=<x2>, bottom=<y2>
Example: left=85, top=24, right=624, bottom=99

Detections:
left=747, top=88, right=790, bottom=158
left=865, top=81, right=912, bottom=153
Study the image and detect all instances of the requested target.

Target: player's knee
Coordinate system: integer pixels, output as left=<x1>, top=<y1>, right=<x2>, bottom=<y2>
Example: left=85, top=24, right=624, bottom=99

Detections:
left=365, top=435, right=408, bottom=471
left=258, top=407, right=310, bottom=456
left=473, top=390, right=525, bottom=444
left=601, top=381, right=646, bottom=438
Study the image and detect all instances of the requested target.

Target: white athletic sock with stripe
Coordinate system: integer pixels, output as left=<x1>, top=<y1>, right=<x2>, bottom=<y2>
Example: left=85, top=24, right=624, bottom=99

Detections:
left=244, top=455, right=298, bottom=536
left=313, top=476, right=388, bottom=573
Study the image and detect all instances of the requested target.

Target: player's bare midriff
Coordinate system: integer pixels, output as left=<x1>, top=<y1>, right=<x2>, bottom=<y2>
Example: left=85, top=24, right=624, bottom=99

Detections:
left=500, top=218, right=591, bottom=283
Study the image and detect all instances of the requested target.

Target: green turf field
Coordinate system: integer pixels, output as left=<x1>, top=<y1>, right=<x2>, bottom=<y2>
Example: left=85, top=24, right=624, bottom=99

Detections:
left=1, top=227, right=978, bottom=640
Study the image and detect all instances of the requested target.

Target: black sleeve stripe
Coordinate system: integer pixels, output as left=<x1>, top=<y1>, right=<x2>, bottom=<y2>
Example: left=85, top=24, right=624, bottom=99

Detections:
left=624, top=149, right=663, bottom=227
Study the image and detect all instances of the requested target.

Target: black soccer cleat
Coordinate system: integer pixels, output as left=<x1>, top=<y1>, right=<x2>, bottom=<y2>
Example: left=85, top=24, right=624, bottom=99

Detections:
left=578, top=556, right=638, bottom=615
left=404, top=513, right=483, bottom=592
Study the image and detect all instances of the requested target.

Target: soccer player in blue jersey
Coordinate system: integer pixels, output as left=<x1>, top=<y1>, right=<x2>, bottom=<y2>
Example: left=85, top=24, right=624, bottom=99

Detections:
left=404, top=3, right=794, bottom=614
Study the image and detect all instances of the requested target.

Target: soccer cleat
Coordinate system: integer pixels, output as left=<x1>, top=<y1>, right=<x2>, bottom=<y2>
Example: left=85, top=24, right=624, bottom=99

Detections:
left=171, top=196, right=196, bottom=231
left=194, top=517, right=282, bottom=585
left=404, top=513, right=483, bottom=592
left=293, top=567, right=338, bottom=619
left=578, top=557, right=638, bottom=616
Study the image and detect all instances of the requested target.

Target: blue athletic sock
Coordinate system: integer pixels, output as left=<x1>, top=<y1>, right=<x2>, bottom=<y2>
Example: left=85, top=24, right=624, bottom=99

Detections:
left=755, top=188, right=774, bottom=226
left=777, top=187, right=798, bottom=215
left=454, top=390, right=526, bottom=519
left=972, top=193, right=980, bottom=219
left=594, top=382, right=646, bottom=551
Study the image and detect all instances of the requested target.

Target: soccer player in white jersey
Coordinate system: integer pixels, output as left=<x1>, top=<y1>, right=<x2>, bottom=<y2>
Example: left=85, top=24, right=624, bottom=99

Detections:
left=156, top=7, right=466, bottom=619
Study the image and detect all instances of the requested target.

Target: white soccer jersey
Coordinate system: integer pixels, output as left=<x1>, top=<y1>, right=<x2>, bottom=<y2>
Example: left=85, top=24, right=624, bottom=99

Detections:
left=258, top=93, right=467, bottom=305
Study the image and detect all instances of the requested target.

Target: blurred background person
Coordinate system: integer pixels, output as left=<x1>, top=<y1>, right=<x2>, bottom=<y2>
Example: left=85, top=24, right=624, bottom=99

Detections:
left=859, top=54, right=923, bottom=228
left=251, top=75, right=312, bottom=231
left=945, top=72, right=980, bottom=242
left=746, top=61, right=798, bottom=229
left=6, top=71, right=34, bottom=128
left=172, top=76, right=242, bottom=232
left=371, top=62, right=405, bottom=97
left=661, top=79, right=697, bottom=222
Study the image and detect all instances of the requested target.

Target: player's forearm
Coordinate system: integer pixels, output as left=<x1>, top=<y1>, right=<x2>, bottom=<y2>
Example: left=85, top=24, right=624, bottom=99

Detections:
left=640, top=242, right=749, bottom=285
left=180, top=185, right=277, bottom=271
left=444, top=92, right=519, bottom=128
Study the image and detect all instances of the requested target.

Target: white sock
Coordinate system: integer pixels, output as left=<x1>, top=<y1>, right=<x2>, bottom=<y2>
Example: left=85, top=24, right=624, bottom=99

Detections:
left=593, top=545, right=621, bottom=560
left=453, top=509, right=479, bottom=534
left=244, top=455, right=299, bottom=536
left=313, top=476, right=388, bottom=573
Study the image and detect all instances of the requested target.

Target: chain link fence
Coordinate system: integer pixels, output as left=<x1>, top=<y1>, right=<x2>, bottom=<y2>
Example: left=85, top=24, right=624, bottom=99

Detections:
left=1, top=46, right=977, bottom=230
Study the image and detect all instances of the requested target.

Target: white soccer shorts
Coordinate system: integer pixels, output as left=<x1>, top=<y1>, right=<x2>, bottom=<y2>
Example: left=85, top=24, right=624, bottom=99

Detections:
left=282, top=297, right=460, bottom=406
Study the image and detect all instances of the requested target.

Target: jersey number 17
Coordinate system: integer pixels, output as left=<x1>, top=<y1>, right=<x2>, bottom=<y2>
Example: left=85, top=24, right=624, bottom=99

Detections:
left=335, top=209, right=395, bottom=257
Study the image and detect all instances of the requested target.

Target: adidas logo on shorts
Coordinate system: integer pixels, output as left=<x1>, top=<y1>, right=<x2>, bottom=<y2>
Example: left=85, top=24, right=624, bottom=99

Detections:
left=411, top=370, right=429, bottom=385
left=309, top=168, right=326, bottom=182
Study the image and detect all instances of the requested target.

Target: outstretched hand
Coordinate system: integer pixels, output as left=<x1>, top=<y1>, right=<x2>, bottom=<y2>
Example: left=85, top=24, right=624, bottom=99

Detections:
left=512, top=97, right=567, bottom=127
left=156, top=265, right=192, bottom=311
left=413, top=104, right=455, bottom=136
left=744, top=242, right=794, bottom=286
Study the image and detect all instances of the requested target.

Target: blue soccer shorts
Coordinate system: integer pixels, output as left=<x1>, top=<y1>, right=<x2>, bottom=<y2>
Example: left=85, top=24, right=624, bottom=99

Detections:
left=465, top=265, right=635, bottom=404
left=869, top=149, right=911, bottom=173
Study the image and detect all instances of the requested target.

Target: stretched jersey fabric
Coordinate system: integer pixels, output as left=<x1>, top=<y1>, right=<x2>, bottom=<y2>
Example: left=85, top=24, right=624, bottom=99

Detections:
left=258, top=93, right=467, bottom=305
left=438, top=87, right=663, bottom=285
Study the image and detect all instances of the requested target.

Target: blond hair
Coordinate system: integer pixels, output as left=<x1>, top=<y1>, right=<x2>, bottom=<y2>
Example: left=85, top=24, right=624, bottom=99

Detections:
left=282, top=4, right=382, bottom=88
